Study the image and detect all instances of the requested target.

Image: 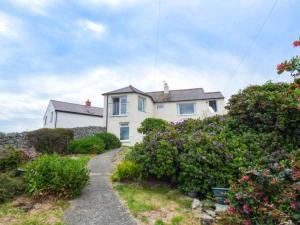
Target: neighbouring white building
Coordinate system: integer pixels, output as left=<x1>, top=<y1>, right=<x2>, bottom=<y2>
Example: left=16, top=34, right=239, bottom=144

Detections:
left=43, top=100, right=103, bottom=128
left=103, top=83, right=226, bottom=145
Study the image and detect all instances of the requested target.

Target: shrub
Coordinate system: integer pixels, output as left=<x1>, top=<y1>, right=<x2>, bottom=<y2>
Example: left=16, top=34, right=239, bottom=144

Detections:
left=95, top=132, right=121, bottom=150
left=67, top=136, right=105, bottom=154
left=226, top=154, right=300, bottom=225
left=25, top=154, right=89, bottom=198
left=111, top=160, right=142, bottom=182
left=0, top=173, right=26, bottom=203
left=137, top=118, right=169, bottom=134
left=226, top=81, right=300, bottom=143
left=129, top=130, right=179, bottom=181
left=0, top=146, right=23, bottom=171
left=27, top=128, right=74, bottom=154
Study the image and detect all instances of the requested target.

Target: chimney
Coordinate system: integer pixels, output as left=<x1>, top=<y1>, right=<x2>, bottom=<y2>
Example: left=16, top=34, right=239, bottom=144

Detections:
left=163, top=82, right=169, bottom=95
left=85, top=99, right=91, bottom=107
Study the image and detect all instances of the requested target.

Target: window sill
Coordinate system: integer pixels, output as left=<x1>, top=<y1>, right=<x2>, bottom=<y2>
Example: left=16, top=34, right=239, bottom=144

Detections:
left=177, top=113, right=197, bottom=116
left=111, top=114, right=128, bottom=117
left=121, top=140, right=130, bottom=143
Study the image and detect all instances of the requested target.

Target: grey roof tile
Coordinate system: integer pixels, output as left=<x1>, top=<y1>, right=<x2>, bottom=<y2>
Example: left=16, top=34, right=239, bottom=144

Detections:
left=51, top=100, right=103, bottom=117
left=102, top=85, right=224, bottom=103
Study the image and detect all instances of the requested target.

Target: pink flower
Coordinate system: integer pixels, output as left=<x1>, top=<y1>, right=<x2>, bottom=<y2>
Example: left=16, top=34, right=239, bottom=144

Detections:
left=291, top=202, right=298, bottom=210
left=243, top=204, right=252, bottom=214
left=242, top=220, right=252, bottom=225
left=241, top=175, right=250, bottom=182
left=293, top=40, right=300, bottom=47
left=228, top=206, right=236, bottom=215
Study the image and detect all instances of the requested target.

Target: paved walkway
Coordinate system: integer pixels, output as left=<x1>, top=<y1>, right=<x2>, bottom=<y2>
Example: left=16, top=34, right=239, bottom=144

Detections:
left=64, top=148, right=137, bottom=225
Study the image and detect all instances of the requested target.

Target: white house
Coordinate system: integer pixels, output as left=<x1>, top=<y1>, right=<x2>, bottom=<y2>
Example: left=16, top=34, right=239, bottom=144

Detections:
left=103, top=83, right=226, bottom=145
left=43, top=100, right=103, bottom=128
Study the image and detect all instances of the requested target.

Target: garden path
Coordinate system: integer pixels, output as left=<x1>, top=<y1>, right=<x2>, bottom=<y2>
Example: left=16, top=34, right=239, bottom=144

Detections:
left=64, top=148, right=136, bottom=225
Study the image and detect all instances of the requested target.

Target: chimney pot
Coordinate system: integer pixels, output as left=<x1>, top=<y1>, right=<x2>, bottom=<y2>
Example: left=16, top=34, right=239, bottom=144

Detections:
left=164, top=82, right=169, bottom=94
left=85, top=99, right=91, bottom=107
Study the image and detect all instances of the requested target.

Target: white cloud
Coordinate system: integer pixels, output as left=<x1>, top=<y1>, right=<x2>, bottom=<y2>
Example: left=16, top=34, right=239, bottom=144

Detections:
left=81, top=0, right=150, bottom=7
left=0, top=12, right=20, bottom=38
left=8, top=0, right=57, bottom=14
left=78, top=20, right=107, bottom=37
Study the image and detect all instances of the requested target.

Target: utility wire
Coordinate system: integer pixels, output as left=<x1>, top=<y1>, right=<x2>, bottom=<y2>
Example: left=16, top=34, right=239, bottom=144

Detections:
left=232, top=0, right=279, bottom=76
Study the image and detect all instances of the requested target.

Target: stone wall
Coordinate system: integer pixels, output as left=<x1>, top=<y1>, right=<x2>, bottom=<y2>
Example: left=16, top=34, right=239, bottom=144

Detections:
left=0, top=126, right=105, bottom=150
left=71, top=126, right=105, bottom=139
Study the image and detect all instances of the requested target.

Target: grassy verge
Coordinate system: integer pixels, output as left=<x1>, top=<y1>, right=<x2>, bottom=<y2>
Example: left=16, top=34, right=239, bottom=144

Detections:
left=0, top=197, right=69, bottom=225
left=113, top=182, right=200, bottom=225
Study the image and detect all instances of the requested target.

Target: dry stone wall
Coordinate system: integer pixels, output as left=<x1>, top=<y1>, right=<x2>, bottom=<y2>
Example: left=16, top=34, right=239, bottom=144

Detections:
left=0, top=126, right=105, bottom=150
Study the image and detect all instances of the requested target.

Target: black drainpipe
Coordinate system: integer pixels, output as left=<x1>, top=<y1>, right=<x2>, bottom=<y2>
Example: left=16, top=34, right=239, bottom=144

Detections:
left=105, top=96, right=108, bottom=132
left=54, top=111, right=58, bottom=128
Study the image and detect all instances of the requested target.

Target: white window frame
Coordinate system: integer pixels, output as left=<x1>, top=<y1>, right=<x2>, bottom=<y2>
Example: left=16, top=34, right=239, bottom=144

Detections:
left=112, top=96, right=127, bottom=116
left=138, top=96, right=146, bottom=112
left=177, top=103, right=196, bottom=115
left=120, top=122, right=129, bottom=141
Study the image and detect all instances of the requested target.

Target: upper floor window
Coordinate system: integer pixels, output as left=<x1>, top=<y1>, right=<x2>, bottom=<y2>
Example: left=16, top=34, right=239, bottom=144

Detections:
left=209, top=100, right=217, bottom=112
left=157, top=104, right=164, bottom=109
left=177, top=103, right=196, bottom=115
left=112, top=96, right=127, bottom=116
left=138, top=97, right=146, bottom=112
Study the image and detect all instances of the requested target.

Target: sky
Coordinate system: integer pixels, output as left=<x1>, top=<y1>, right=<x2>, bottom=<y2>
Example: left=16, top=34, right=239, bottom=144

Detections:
left=0, top=0, right=299, bottom=132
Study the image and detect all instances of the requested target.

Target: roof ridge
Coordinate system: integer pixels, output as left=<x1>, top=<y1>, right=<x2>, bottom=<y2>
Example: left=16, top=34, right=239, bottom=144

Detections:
left=50, top=100, right=103, bottom=109
left=146, top=87, right=204, bottom=93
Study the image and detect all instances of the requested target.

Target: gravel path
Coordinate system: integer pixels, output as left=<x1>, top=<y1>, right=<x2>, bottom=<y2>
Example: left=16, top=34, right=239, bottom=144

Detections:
left=64, top=148, right=137, bottom=225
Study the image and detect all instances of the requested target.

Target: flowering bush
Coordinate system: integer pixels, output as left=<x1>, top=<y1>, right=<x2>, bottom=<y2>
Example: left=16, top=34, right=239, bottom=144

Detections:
left=277, top=37, right=300, bottom=78
left=226, top=153, right=300, bottom=225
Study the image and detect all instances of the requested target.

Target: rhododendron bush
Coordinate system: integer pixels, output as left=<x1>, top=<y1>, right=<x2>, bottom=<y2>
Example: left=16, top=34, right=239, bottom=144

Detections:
left=225, top=153, right=300, bottom=225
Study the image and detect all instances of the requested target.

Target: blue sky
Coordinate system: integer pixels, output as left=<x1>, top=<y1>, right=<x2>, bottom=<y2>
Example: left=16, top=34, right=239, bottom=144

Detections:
left=0, top=0, right=299, bottom=132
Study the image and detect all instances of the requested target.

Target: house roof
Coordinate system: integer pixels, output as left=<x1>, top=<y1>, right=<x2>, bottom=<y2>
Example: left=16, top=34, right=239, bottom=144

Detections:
left=50, top=100, right=103, bottom=117
left=147, top=88, right=224, bottom=103
left=102, top=85, right=148, bottom=96
left=103, top=85, right=224, bottom=103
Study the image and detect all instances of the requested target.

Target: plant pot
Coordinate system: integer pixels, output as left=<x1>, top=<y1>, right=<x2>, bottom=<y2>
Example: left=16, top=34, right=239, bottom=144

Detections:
left=16, top=168, right=26, bottom=176
left=212, top=187, right=229, bottom=205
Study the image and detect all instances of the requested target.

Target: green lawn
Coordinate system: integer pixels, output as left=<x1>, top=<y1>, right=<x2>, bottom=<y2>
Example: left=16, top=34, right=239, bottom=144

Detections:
left=113, top=182, right=200, bottom=225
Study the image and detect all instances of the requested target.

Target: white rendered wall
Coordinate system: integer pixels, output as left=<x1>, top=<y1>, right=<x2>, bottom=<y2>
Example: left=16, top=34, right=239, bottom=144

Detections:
left=43, top=102, right=56, bottom=128
left=104, top=93, right=226, bottom=146
left=104, top=93, right=154, bottom=145
left=153, top=99, right=226, bottom=122
left=55, top=112, right=103, bottom=128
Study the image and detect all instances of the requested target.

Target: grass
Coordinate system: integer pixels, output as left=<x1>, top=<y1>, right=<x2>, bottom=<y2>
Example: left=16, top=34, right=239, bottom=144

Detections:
left=0, top=197, right=69, bottom=225
left=113, top=182, right=199, bottom=225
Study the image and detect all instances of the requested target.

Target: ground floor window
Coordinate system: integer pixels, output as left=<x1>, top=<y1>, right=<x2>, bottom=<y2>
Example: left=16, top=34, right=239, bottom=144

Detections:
left=120, top=123, right=129, bottom=141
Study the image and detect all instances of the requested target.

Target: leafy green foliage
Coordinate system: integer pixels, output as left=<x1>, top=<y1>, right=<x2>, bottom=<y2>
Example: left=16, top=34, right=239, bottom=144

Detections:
left=137, top=117, right=169, bottom=134
left=128, top=81, right=299, bottom=200
left=226, top=82, right=300, bottom=141
left=67, top=136, right=105, bottom=154
left=0, top=146, right=23, bottom=172
left=27, top=128, right=74, bottom=154
left=0, top=173, right=25, bottom=203
left=95, top=132, right=121, bottom=150
left=25, top=154, right=89, bottom=198
left=111, top=160, right=142, bottom=182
